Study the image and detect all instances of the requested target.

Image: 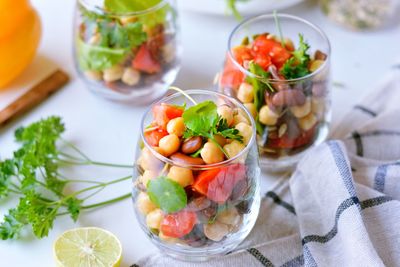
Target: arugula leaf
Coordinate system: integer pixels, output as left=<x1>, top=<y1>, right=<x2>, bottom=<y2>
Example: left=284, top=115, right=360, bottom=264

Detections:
left=147, top=177, right=187, bottom=213
left=280, top=34, right=311, bottom=80
left=183, top=101, right=218, bottom=135
left=104, top=0, right=169, bottom=28
left=77, top=39, right=127, bottom=71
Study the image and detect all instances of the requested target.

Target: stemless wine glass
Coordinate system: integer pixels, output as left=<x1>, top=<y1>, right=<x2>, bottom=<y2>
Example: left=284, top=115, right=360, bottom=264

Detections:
left=132, top=90, right=261, bottom=261
left=218, top=14, right=331, bottom=171
left=73, top=0, right=181, bottom=103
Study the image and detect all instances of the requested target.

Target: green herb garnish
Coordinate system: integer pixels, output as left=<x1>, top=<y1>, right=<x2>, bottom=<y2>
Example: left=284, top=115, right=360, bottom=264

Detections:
left=147, top=177, right=187, bottom=213
left=280, top=34, right=311, bottom=80
left=0, top=117, right=133, bottom=240
left=182, top=101, right=243, bottom=156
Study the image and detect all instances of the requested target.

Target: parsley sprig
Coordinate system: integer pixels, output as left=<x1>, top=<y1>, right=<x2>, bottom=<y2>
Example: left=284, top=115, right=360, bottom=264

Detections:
left=0, top=117, right=133, bottom=240
left=182, top=101, right=243, bottom=157
left=281, top=34, right=311, bottom=80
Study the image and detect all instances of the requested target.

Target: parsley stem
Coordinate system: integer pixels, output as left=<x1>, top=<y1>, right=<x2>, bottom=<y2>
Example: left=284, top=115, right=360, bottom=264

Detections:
left=81, top=193, right=131, bottom=210
left=273, top=10, right=286, bottom=49
left=169, top=86, right=197, bottom=105
left=209, top=136, right=229, bottom=158
left=61, top=139, right=91, bottom=161
left=57, top=159, right=133, bottom=169
left=71, top=175, right=131, bottom=197
left=82, top=187, right=105, bottom=201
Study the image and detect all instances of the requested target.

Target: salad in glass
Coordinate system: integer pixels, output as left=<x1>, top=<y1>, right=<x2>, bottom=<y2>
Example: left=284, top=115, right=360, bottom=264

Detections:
left=218, top=14, right=331, bottom=170
left=133, top=89, right=260, bottom=260
left=74, top=0, right=180, bottom=102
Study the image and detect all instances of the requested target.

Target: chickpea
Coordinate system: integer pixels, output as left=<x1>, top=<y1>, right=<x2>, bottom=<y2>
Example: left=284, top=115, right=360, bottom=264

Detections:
left=312, top=98, right=325, bottom=119
left=223, top=140, right=245, bottom=159
left=84, top=70, right=102, bottom=81
left=217, top=105, right=234, bottom=126
left=233, top=114, right=249, bottom=126
left=203, top=221, right=229, bottom=241
left=217, top=207, right=241, bottom=227
left=237, top=82, right=254, bottom=103
left=167, top=166, right=194, bottom=187
left=103, top=65, right=123, bottom=82
left=140, top=170, right=158, bottom=187
left=210, top=134, right=227, bottom=147
left=121, top=68, right=140, bottom=86
left=201, top=142, right=224, bottom=164
left=119, top=16, right=137, bottom=25
left=162, top=42, right=176, bottom=64
left=146, top=209, right=163, bottom=230
left=138, top=147, right=163, bottom=171
left=258, top=105, right=279, bottom=126
left=309, top=60, right=325, bottom=72
left=298, top=113, right=318, bottom=131
left=244, top=103, right=257, bottom=119
left=290, top=98, right=311, bottom=118
left=137, top=192, right=156, bottom=215
left=159, top=134, right=180, bottom=156
left=166, top=117, right=185, bottom=137
left=235, top=122, right=253, bottom=145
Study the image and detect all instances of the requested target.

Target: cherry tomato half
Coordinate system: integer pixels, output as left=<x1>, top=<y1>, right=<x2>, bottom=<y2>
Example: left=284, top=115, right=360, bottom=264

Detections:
left=144, top=127, right=168, bottom=146
left=160, top=211, right=197, bottom=238
left=152, top=103, right=184, bottom=130
left=132, top=44, right=161, bottom=74
left=193, top=164, right=247, bottom=203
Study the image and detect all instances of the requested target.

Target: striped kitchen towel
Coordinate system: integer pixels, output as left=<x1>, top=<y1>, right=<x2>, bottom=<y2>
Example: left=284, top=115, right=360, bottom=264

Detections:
left=132, top=65, right=400, bottom=267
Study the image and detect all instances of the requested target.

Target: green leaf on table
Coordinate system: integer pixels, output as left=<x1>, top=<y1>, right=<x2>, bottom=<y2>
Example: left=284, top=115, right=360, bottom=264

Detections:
left=0, top=159, right=15, bottom=199
left=280, top=34, right=311, bottom=80
left=0, top=209, right=26, bottom=240
left=147, top=176, right=187, bottom=213
left=183, top=101, right=218, bottom=135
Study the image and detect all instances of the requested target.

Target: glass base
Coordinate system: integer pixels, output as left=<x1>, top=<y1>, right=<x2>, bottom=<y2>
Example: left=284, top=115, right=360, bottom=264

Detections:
left=260, top=123, right=330, bottom=173
left=81, top=66, right=180, bottom=104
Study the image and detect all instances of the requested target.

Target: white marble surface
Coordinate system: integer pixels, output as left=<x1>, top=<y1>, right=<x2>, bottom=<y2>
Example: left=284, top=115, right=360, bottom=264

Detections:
left=0, top=0, right=399, bottom=266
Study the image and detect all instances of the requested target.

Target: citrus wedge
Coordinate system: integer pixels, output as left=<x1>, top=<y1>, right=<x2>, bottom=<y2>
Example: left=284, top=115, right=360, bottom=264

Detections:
left=54, top=227, right=122, bottom=267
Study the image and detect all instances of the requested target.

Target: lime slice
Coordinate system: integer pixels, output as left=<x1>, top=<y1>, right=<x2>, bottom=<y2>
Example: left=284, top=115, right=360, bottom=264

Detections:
left=54, top=227, right=122, bottom=267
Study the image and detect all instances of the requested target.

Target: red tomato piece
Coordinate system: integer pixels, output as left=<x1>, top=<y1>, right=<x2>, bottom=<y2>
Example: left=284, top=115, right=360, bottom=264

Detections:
left=220, top=55, right=245, bottom=88
left=232, top=45, right=253, bottom=65
left=132, top=44, right=161, bottom=74
left=152, top=103, right=184, bottom=130
left=160, top=211, right=197, bottom=238
left=252, top=35, right=277, bottom=55
left=193, top=164, right=247, bottom=203
left=144, top=127, right=168, bottom=146
left=268, top=126, right=316, bottom=149
left=254, top=53, right=272, bottom=70
left=269, top=45, right=291, bottom=69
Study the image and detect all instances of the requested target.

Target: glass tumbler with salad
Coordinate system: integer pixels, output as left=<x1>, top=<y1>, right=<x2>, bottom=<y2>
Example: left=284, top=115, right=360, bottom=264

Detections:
left=218, top=14, right=331, bottom=171
left=74, top=0, right=180, bottom=102
left=133, top=89, right=261, bottom=260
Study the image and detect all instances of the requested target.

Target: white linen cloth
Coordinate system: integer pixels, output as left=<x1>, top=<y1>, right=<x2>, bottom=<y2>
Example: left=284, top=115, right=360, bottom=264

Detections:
left=132, top=65, right=400, bottom=267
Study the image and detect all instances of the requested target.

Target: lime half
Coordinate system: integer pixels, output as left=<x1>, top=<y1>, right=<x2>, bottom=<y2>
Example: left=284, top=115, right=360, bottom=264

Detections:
left=54, top=227, right=122, bottom=267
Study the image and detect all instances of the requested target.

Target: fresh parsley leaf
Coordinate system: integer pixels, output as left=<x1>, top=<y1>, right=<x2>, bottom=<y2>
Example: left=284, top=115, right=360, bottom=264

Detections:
left=147, top=177, right=187, bottom=213
left=0, top=209, right=26, bottom=240
left=183, top=101, right=218, bottom=135
left=280, top=34, right=311, bottom=80
left=0, top=159, right=15, bottom=199
left=247, top=62, right=269, bottom=111
left=66, top=198, right=83, bottom=222
left=216, top=117, right=243, bottom=143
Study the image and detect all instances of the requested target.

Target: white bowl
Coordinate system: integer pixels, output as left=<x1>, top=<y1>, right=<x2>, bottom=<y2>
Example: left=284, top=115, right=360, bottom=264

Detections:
left=178, top=0, right=304, bottom=16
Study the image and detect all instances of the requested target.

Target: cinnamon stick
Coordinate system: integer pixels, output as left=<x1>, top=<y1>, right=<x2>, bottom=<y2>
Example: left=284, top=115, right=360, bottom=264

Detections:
left=0, top=70, right=69, bottom=126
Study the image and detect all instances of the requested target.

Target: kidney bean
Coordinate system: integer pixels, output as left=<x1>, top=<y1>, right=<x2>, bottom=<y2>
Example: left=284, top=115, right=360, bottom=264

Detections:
left=170, top=152, right=205, bottom=165
left=268, top=65, right=290, bottom=91
left=314, top=50, right=327, bottom=61
left=265, top=93, right=281, bottom=114
left=187, top=196, right=211, bottom=212
left=181, top=136, right=203, bottom=154
left=272, top=89, right=306, bottom=107
left=312, top=82, right=327, bottom=97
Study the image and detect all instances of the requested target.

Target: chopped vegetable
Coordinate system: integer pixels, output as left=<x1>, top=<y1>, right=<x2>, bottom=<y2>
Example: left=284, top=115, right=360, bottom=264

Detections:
left=160, top=211, right=197, bottom=238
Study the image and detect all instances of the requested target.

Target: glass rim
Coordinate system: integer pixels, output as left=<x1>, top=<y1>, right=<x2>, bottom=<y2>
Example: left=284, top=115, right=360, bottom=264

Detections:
left=227, top=13, right=331, bottom=83
left=140, top=89, right=257, bottom=170
left=78, top=0, right=169, bottom=16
